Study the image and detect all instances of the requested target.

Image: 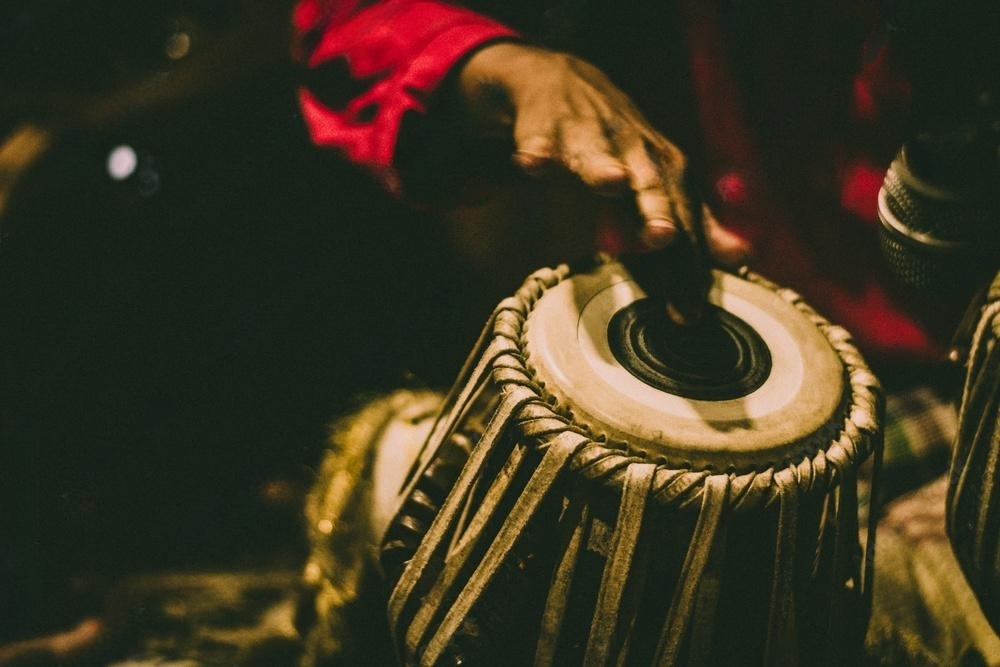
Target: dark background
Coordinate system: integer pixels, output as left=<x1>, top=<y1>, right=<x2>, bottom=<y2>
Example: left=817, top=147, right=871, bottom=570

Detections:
left=0, top=0, right=489, bottom=642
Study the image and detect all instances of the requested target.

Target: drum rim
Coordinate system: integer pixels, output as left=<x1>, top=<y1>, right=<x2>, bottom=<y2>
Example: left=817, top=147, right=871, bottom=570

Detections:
left=521, top=262, right=850, bottom=471
left=491, top=258, right=881, bottom=482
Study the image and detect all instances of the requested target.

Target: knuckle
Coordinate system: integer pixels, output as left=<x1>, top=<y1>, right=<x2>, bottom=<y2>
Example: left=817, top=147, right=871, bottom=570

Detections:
left=636, top=189, right=671, bottom=217
left=663, top=151, right=689, bottom=182
left=516, top=134, right=557, bottom=157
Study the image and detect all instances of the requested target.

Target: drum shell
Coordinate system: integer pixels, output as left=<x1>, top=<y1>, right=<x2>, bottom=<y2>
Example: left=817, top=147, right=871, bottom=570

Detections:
left=424, top=464, right=858, bottom=665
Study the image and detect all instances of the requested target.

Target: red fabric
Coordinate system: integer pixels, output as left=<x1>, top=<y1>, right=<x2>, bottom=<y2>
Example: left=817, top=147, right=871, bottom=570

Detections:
left=293, top=0, right=517, bottom=193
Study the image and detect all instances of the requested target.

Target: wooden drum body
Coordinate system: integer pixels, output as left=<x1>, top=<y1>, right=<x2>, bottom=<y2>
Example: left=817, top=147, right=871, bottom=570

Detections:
left=380, top=259, right=883, bottom=666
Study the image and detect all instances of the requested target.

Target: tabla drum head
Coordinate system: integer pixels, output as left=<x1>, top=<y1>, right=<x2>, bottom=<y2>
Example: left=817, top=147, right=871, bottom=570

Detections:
left=523, top=263, right=847, bottom=471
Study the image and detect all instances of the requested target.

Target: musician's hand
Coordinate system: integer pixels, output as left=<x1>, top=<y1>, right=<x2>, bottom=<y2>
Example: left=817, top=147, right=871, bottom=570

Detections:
left=456, top=42, right=749, bottom=321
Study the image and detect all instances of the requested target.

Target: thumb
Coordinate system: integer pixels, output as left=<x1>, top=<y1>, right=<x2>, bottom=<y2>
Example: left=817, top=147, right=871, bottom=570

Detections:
left=702, top=205, right=751, bottom=267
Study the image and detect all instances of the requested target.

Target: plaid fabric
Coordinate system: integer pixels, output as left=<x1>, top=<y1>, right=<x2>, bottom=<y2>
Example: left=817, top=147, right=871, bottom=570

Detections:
left=857, top=380, right=957, bottom=531
left=884, top=387, right=957, bottom=474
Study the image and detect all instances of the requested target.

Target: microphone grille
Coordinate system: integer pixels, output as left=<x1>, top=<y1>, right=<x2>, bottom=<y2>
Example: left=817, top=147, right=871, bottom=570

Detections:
left=878, top=153, right=995, bottom=290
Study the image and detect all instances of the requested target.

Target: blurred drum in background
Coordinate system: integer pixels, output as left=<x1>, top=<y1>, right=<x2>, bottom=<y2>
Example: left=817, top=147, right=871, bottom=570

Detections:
left=948, top=272, right=1000, bottom=635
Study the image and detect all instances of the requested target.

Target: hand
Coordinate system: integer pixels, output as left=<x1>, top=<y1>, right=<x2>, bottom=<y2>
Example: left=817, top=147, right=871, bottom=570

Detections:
left=456, top=42, right=749, bottom=321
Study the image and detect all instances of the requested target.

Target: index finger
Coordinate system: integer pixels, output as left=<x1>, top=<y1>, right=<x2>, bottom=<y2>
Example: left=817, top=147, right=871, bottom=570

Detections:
left=620, top=139, right=682, bottom=249
left=621, top=138, right=713, bottom=323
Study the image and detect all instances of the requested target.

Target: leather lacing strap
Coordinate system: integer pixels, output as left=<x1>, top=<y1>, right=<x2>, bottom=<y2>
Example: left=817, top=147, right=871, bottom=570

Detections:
left=417, top=428, right=591, bottom=666
left=762, top=468, right=799, bottom=667
left=949, top=296, right=1000, bottom=515
left=584, top=462, right=658, bottom=666
left=388, top=267, right=581, bottom=665
left=654, top=473, right=730, bottom=666
left=389, top=267, right=569, bottom=547
left=534, top=483, right=592, bottom=667
left=967, top=303, right=1000, bottom=571
left=682, top=479, right=729, bottom=667
left=387, top=384, right=535, bottom=661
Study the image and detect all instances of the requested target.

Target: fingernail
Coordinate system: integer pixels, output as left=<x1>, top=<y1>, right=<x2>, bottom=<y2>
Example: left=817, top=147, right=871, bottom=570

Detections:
left=666, top=300, right=705, bottom=327
left=665, top=302, right=687, bottom=325
left=641, top=219, right=677, bottom=249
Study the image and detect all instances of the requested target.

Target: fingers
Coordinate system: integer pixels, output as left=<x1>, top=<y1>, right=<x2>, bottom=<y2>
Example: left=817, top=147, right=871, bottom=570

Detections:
left=514, top=120, right=630, bottom=194
left=559, top=117, right=631, bottom=194
left=495, top=47, right=692, bottom=252
left=512, top=133, right=559, bottom=175
left=702, top=204, right=752, bottom=266
left=512, top=114, right=710, bottom=269
left=486, top=47, right=750, bottom=331
left=620, top=139, right=682, bottom=249
left=513, top=115, right=746, bottom=268
left=513, top=115, right=692, bottom=252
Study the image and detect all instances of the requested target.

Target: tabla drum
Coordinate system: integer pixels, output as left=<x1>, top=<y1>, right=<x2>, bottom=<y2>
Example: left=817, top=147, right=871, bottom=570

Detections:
left=379, top=257, right=883, bottom=666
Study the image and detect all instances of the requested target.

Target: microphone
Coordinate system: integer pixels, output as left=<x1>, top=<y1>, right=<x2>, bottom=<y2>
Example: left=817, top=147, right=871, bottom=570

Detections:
left=877, top=146, right=997, bottom=291
left=876, top=0, right=999, bottom=292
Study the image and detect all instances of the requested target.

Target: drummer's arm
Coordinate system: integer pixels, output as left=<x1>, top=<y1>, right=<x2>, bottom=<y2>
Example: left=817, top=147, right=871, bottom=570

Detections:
left=293, top=0, right=749, bottom=319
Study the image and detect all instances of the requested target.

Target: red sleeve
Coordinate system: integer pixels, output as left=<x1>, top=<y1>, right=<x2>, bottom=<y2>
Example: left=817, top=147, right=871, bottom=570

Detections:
left=293, top=0, right=519, bottom=193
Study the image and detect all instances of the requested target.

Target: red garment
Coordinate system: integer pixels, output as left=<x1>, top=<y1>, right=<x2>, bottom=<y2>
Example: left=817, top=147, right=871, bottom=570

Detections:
left=293, top=0, right=517, bottom=193
left=293, top=0, right=944, bottom=362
